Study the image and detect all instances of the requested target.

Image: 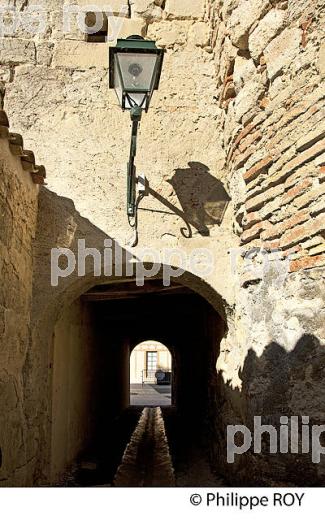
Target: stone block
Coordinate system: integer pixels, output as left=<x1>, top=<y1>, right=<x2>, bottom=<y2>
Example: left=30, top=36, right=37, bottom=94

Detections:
left=76, top=0, right=129, bottom=16
left=108, top=17, right=147, bottom=43
left=228, top=0, right=270, bottom=50
left=50, top=8, right=89, bottom=41
left=234, top=80, right=265, bottom=122
left=188, top=22, right=210, bottom=47
left=233, top=56, right=257, bottom=93
left=20, top=0, right=63, bottom=7
left=130, top=0, right=164, bottom=19
left=36, top=42, right=54, bottom=66
left=52, top=40, right=108, bottom=68
left=315, top=152, right=325, bottom=167
left=309, top=243, right=325, bottom=256
left=245, top=183, right=284, bottom=212
left=295, top=122, right=325, bottom=152
left=165, top=0, right=206, bottom=20
left=147, top=20, right=189, bottom=48
left=221, top=0, right=241, bottom=19
left=0, top=196, right=13, bottom=247
left=0, top=38, right=36, bottom=65
left=319, top=42, right=325, bottom=77
left=264, top=27, right=302, bottom=80
left=249, top=8, right=287, bottom=61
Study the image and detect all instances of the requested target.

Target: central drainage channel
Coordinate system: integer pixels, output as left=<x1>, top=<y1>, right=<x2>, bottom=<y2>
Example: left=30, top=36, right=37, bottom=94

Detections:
left=114, top=407, right=175, bottom=487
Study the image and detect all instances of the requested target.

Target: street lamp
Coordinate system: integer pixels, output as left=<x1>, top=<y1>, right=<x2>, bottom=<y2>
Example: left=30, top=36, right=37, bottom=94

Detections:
left=109, top=35, right=164, bottom=218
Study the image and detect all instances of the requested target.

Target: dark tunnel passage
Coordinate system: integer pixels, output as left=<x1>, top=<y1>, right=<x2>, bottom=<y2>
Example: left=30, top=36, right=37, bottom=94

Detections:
left=50, top=279, right=226, bottom=486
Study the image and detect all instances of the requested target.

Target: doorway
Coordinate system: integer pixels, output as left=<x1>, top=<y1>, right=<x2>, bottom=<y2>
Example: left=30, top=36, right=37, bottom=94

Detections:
left=130, top=341, right=173, bottom=406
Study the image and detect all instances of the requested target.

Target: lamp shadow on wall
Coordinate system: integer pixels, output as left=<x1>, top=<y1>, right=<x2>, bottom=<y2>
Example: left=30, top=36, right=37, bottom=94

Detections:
left=143, top=162, right=231, bottom=238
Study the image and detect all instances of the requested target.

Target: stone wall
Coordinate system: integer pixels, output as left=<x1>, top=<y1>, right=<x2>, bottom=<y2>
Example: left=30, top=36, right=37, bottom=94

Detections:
left=1, top=0, right=232, bottom=248
left=51, top=298, right=98, bottom=483
left=0, top=0, right=324, bottom=486
left=210, top=0, right=325, bottom=484
left=0, top=11, right=235, bottom=487
left=210, top=0, right=324, bottom=269
left=0, top=110, right=39, bottom=485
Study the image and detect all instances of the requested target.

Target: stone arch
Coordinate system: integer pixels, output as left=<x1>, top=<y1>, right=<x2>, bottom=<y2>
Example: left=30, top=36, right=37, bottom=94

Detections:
left=28, top=262, right=227, bottom=484
left=26, top=188, right=231, bottom=485
left=130, top=339, right=173, bottom=354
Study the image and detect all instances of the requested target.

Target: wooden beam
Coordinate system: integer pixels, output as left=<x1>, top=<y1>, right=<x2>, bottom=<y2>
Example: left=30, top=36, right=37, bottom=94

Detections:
left=82, top=285, right=191, bottom=302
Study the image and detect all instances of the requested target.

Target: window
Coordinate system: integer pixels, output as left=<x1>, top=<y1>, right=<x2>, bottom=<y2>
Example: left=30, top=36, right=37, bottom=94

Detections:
left=146, top=351, right=157, bottom=372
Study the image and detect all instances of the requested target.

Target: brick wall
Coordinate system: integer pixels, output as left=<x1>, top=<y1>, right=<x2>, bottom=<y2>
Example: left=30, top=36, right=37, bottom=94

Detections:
left=210, top=0, right=324, bottom=276
left=210, top=0, right=325, bottom=485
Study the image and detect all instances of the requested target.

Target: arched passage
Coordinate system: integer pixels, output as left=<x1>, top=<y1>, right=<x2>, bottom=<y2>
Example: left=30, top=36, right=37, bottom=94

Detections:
left=48, top=276, right=226, bottom=486
left=23, top=181, right=235, bottom=487
left=130, top=341, right=173, bottom=407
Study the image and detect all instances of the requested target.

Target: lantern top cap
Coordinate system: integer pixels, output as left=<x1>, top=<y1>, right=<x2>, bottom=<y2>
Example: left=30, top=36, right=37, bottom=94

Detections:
left=126, top=35, right=144, bottom=40
left=113, top=35, right=162, bottom=53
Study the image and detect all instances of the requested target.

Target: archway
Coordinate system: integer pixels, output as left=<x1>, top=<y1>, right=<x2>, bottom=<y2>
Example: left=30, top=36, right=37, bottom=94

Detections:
left=130, top=341, right=173, bottom=406
left=48, top=277, right=225, bottom=486
left=25, top=186, right=234, bottom=486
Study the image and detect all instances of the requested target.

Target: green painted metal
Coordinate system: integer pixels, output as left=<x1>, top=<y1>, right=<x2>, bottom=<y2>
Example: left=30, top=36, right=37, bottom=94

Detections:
left=127, top=106, right=143, bottom=217
left=109, top=36, right=164, bottom=219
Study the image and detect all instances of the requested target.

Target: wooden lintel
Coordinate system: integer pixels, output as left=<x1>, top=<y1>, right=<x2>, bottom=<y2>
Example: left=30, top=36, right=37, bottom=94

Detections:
left=82, top=285, right=191, bottom=302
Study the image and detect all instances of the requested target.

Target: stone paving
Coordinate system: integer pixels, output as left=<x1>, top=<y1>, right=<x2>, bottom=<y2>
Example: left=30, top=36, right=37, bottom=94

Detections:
left=130, top=384, right=172, bottom=407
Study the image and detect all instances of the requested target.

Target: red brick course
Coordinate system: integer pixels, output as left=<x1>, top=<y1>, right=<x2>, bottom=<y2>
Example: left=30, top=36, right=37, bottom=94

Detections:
left=280, top=213, right=325, bottom=249
left=282, top=178, right=313, bottom=205
left=289, top=254, right=325, bottom=272
left=243, top=156, right=273, bottom=183
left=261, top=210, right=310, bottom=241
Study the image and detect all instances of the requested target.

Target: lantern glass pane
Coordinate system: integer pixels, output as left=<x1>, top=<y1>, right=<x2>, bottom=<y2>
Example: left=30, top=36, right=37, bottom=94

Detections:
left=114, top=58, right=148, bottom=109
left=125, top=93, right=147, bottom=109
left=114, top=58, right=123, bottom=105
left=117, top=52, right=159, bottom=92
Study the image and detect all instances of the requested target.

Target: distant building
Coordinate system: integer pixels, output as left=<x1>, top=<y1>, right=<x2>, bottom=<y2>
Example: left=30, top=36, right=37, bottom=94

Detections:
left=130, top=341, right=172, bottom=384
